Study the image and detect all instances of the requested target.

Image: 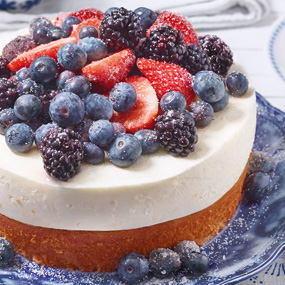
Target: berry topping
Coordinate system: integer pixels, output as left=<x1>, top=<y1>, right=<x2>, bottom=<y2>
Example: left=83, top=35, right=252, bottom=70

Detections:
left=15, top=67, right=31, bottom=82
left=0, top=78, right=18, bottom=112
left=56, top=70, right=76, bottom=89
left=199, top=35, right=233, bottom=76
left=69, top=8, right=104, bottom=22
left=0, top=238, right=15, bottom=266
left=105, top=7, right=119, bottom=16
left=63, top=75, right=90, bottom=99
left=33, top=26, right=53, bottom=45
left=189, top=101, right=214, bottom=128
left=34, top=123, right=59, bottom=147
left=62, top=16, right=81, bottom=36
left=108, top=133, right=142, bottom=167
left=117, top=252, right=149, bottom=283
left=112, top=122, right=126, bottom=136
left=181, top=251, right=209, bottom=275
left=79, top=26, right=99, bottom=39
left=0, top=56, right=11, bottom=79
left=99, top=7, right=142, bottom=52
left=226, top=72, right=249, bottom=97
left=160, top=91, right=187, bottom=112
left=81, top=48, right=135, bottom=93
left=248, top=151, right=276, bottom=177
left=111, top=76, right=159, bottom=134
left=134, top=129, right=160, bottom=154
left=137, top=58, right=195, bottom=105
left=39, top=128, right=83, bottom=181
left=174, top=240, right=200, bottom=260
left=155, top=109, right=198, bottom=157
left=137, top=25, right=186, bottom=65
left=49, top=26, right=67, bottom=41
left=70, top=18, right=101, bottom=40
left=0, top=108, right=21, bottom=135
left=134, top=7, right=157, bottom=37
left=210, top=91, right=229, bottom=112
left=78, top=37, right=107, bottom=62
left=54, top=12, right=72, bottom=28
left=147, top=11, right=198, bottom=45
left=73, top=117, right=93, bottom=143
left=29, top=16, right=53, bottom=34
left=83, top=142, right=105, bottom=164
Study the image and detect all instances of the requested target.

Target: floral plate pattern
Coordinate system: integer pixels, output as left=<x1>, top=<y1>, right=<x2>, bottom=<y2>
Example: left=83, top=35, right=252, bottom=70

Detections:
left=0, top=0, right=42, bottom=12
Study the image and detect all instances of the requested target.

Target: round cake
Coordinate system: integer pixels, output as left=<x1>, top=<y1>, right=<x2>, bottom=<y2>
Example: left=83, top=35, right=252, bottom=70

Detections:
left=0, top=7, right=256, bottom=273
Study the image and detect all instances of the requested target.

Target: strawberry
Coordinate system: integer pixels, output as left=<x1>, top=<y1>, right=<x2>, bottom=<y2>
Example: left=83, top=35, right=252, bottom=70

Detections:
left=147, top=11, right=198, bottom=45
left=137, top=58, right=196, bottom=105
left=8, top=37, right=77, bottom=72
left=81, top=49, right=135, bottom=93
left=111, top=76, right=159, bottom=133
left=54, top=12, right=71, bottom=27
left=69, top=8, right=104, bottom=22
left=70, top=18, right=101, bottom=40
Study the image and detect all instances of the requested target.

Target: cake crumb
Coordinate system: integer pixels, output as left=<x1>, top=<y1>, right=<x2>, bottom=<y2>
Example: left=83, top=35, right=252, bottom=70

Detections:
left=32, top=209, right=35, bottom=214
left=16, top=199, right=21, bottom=205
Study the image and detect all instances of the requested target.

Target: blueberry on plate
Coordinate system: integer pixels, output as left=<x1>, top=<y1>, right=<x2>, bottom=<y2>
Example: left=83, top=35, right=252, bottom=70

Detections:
left=226, top=72, right=249, bottom=97
left=88, top=120, right=114, bottom=148
left=134, top=129, right=159, bottom=154
left=56, top=70, right=76, bottom=89
left=174, top=240, right=200, bottom=261
left=189, top=101, right=214, bottom=128
left=134, top=7, right=157, bottom=37
left=210, top=90, right=229, bottom=112
left=83, top=142, right=105, bottom=165
left=0, top=238, right=14, bottom=267
left=248, top=151, right=276, bottom=177
left=78, top=37, right=107, bottom=62
left=18, top=79, right=44, bottom=97
left=33, top=26, right=52, bottom=45
left=0, top=108, right=21, bottom=135
left=181, top=251, right=209, bottom=275
left=108, top=133, right=142, bottom=167
left=148, top=248, right=181, bottom=278
left=160, top=91, right=187, bottom=112
left=62, top=16, right=81, bottom=36
left=64, top=75, right=90, bottom=99
left=79, top=26, right=98, bottom=39
left=117, top=252, right=149, bottom=283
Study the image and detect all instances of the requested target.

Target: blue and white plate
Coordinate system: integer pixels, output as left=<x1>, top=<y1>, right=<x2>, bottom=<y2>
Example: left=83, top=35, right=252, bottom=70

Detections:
left=0, top=93, right=284, bottom=284
left=0, top=0, right=42, bottom=12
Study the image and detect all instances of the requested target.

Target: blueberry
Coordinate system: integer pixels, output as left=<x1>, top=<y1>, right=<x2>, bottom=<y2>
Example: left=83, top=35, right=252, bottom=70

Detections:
left=62, top=16, right=81, bottom=36
left=226, top=72, right=249, bottom=97
left=210, top=90, right=229, bottom=112
left=105, top=7, right=119, bottom=15
left=134, top=129, right=159, bottom=154
left=5, top=123, right=34, bottom=153
left=148, top=248, right=181, bottom=278
left=117, top=252, right=149, bottom=283
left=30, top=56, right=59, bottom=85
left=244, top=172, right=271, bottom=202
left=64, top=75, right=90, bottom=99
left=0, top=238, right=14, bottom=266
left=85, top=93, right=113, bottom=121
left=29, top=16, right=53, bottom=33
left=108, top=134, right=142, bottom=167
left=193, top=71, right=225, bottom=103
left=134, top=7, right=157, bottom=37
left=109, top=82, right=137, bottom=113
left=56, top=70, right=76, bottom=89
left=183, top=110, right=195, bottom=125
left=73, top=118, right=93, bottom=143
left=15, top=67, right=30, bottom=82
left=18, top=79, right=44, bottom=97
left=181, top=252, right=209, bottom=275
left=160, top=91, right=187, bottom=112
left=33, top=26, right=52, bottom=45
left=174, top=240, right=200, bottom=261
left=112, top=122, right=126, bottom=136
left=248, top=151, right=276, bottom=177
left=189, top=101, right=214, bottom=128
left=34, top=123, right=59, bottom=147
left=14, top=94, right=41, bottom=121
left=79, top=26, right=98, bottom=39
left=89, top=120, right=114, bottom=148
left=0, top=108, right=21, bottom=135
left=83, top=142, right=105, bottom=164
left=49, top=26, right=67, bottom=41
left=58, top=43, right=87, bottom=71
left=78, top=37, right=107, bottom=62
left=49, top=92, right=85, bottom=127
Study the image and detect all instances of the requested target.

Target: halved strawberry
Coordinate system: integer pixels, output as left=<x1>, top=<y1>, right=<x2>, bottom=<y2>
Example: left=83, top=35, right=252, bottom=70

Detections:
left=81, top=49, right=135, bottom=92
left=147, top=11, right=198, bottom=45
left=70, top=8, right=104, bottom=22
left=8, top=37, right=77, bottom=72
left=70, top=18, right=101, bottom=40
left=54, top=12, right=71, bottom=27
left=137, top=58, right=196, bottom=105
left=111, top=76, right=159, bottom=133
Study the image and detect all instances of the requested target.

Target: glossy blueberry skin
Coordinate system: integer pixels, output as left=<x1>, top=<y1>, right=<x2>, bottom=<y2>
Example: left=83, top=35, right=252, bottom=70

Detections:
left=62, top=16, right=81, bottom=36
left=83, top=142, right=105, bottom=164
left=134, top=129, right=159, bottom=154
left=18, top=79, right=44, bottom=97
left=117, top=252, right=149, bottom=283
left=15, top=67, right=30, bottom=82
left=14, top=94, right=42, bottom=121
left=0, top=108, right=21, bottom=135
left=182, top=252, right=209, bottom=275
left=248, top=151, right=276, bottom=177
left=64, top=75, right=90, bottom=99
left=193, top=71, right=225, bottom=103
left=30, top=56, right=59, bottom=85
left=109, top=82, right=137, bottom=113
left=108, top=134, right=142, bottom=167
left=210, top=91, right=229, bottom=112
left=58, top=43, right=87, bottom=71
left=79, top=26, right=98, bottom=39
left=134, top=7, right=157, bottom=37
left=34, top=123, right=59, bottom=147
left=105, top=7, right=119, bottom=15
left=0, top=238, right=14, bottom=266
left=85, top=93, right=113, bottom=121
left=226, top=72, right=249, bottom=97
left=189, top=101, right=214, bottom=128
left=183, top=110, right=195, bottom=125
left=149, top=248, right=181, bottom=278
left=5, top=123, right=34, bottom=153
left=49, top=26, right=67, bottom=41
left=29, top=16, right=53, bottom=33
left=160, top=91, right=187, bottom=112
left=49, top=92, right=85, bottom=127
left=56, top=70, right=76, bottom=89
left=78, top=37, right=107, bottom=62
left=33, top=26, right=52, bottom=45
left=89, top=119, right=114, bottom=148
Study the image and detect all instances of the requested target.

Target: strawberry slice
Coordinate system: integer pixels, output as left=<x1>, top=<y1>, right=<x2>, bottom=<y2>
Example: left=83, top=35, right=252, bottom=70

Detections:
left=70, top=8, right=104, bottom=21
left=8, top=37, right=77, bottom=72
left=137, top=58, right=196, bottom=105
left=54, top=12, right=71, bottom=27
left=111, top=76, right=159, bottom=133
left=81, top=49, right=135, bottom=92
left=147, top=11, right=198, bottom=45
left=70, top=18, right=101, bottom=40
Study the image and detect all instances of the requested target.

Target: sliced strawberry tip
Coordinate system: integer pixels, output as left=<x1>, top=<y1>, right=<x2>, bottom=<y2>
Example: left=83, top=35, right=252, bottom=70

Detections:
left=70, top=8, right=104, bottom=21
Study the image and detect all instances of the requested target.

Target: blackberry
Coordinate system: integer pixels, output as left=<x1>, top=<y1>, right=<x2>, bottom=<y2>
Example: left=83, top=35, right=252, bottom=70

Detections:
left=155, top=110, right=198, bottom=157
left=199, top=35, right=233, bottom=76
left=137, top=26, right=186, bottom=64
left=99, top=7, right=142, bottom=52
left=0, top=56, right=11, bottom=79
left=0, top=78, right=18, bottom=112
left=37, top=90, right=59, bottom=124
left=181, top=44, right=211, bottom=75
left=2, top=36, right=36, bottom=62
left=39, top=128, right=83, bottom=181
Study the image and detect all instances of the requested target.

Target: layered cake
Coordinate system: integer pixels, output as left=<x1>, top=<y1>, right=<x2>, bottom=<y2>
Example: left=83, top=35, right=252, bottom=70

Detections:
left=0, top=7, right=256, bottom=273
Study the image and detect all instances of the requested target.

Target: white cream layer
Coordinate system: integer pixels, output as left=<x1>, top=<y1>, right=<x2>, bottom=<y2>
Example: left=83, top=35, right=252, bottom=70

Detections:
left=0, top=65, right=256, bottom=231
